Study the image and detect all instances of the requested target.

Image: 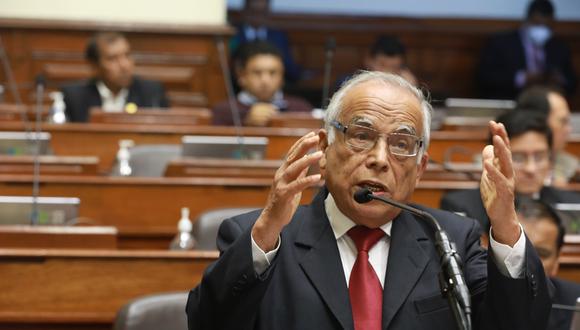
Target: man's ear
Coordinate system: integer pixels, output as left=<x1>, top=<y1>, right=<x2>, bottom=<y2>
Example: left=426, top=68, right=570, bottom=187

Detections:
left=415, top=152, right=429, bottom=186
left=552, top=253, right=561, bottom=277
left=318, top=129, right=329, bottom=173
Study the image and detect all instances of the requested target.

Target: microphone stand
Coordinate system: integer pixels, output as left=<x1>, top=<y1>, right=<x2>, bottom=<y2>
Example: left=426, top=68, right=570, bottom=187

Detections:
left=321, top=37, right=336, bottom=109
left=31, top=75, right=45, bottom=225
left=355, top=189, right=472, bottom=330
left=215, top=36, right=247, bottom=158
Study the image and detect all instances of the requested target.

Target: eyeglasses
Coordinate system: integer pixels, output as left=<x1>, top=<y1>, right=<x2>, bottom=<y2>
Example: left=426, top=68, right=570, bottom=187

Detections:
left=331, top=120, right=423, bottom=157
left=511, top=151, right=550, bottom=168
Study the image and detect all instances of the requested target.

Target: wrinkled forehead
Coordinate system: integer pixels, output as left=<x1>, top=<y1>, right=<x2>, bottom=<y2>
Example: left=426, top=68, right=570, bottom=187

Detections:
left=339, top=80, right=423, bottom=134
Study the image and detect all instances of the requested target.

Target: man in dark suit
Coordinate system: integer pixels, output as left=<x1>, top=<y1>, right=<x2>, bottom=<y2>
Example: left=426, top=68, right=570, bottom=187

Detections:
left=61, top=32, right=169, bottom=122
left=441, top=110, right=580, bottom=232
left=477, top=0, right=576, bottom=99
left=515, top=197, right=580, bottom=330
left=187, top=71, right=550, bottom=329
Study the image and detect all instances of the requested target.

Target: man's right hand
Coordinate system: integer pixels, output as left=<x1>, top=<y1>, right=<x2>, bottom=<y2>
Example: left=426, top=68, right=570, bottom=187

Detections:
left=251, top=132, right=324, bottom=252
left=244, top=103, right=280, bottom=127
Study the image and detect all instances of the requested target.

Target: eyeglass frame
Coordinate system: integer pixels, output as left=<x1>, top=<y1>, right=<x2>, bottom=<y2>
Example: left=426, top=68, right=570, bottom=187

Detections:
left=330, top=120, right=424, bottom=157
left=511, top=150, right=551, bottom=168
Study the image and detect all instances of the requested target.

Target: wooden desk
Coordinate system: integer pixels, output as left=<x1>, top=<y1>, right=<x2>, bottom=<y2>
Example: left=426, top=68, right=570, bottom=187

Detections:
left=89, top=107, right=212, bottom=126
left=0, top=174, right=317, bottom=249
left=0, top=155, right=99, bottom=176
left=0, top=122, right=311, bottom=172
left=0, top=248, right=217, bottom=330
left=165, top=158, right=282, bottom=178
left=0, top=226, right=117, bottom=249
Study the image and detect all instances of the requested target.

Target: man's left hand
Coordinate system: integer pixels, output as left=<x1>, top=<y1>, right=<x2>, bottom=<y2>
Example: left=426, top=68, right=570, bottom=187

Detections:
left=480, top=121, right=521, bottom=246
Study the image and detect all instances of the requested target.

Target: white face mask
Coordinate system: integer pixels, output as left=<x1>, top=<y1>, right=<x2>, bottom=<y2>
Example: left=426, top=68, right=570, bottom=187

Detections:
left=527, top=25, right=552, bottom=46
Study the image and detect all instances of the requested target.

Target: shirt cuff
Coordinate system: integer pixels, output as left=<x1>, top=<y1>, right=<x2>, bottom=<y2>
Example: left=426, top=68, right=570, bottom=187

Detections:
left=489, top=224, right=526, bottom=278
left=251, top=234, right=281, bottom=275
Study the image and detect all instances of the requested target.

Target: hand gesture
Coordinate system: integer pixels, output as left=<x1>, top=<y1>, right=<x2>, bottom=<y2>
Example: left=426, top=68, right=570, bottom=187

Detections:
left=252, top=132, right=324, bottom=251
left=480, top=121, right=520, bottom=246
left=244, top=103, right=280, bottom=127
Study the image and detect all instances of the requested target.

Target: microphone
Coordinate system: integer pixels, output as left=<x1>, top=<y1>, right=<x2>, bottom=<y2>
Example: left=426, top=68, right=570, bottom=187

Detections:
left=321, top=37, right=336, bottom=109
left=552, top=304, right=580, bottom=312
left=31, top=74, right=46, bottom=225
left=354, top=188, right=472, bottom=330
left=215, top=36, right=247, bottom=158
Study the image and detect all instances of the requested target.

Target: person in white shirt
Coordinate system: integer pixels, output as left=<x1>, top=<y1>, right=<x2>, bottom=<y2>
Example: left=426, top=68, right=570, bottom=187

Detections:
left=187, top=71, right=551, bottom=330
left=61, top=32, right=169, bottom=122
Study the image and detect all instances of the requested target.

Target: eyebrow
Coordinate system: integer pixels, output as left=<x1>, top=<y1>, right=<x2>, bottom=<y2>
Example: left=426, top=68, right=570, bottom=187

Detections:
left=393, top=124, right=416, bottom=135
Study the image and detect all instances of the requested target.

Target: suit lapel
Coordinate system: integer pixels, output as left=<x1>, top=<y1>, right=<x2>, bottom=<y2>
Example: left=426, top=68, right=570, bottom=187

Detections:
left=295, top=191, right=354, bottom=330
left=382, top=211, right=432, bottom=329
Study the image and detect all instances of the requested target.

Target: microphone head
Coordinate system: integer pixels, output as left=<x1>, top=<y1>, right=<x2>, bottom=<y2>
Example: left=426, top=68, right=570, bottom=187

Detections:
left=354, top=188, right=373, bottom=204
left=35, top=74, right=46, bottom=87
left=325, top=37, right=336, bottom=51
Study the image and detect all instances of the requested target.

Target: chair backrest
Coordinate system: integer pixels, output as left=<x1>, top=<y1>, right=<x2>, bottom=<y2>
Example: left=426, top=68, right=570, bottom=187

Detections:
left=112, top=292, right=188, bottom=330
left=193, top=207, right=259, bottom=250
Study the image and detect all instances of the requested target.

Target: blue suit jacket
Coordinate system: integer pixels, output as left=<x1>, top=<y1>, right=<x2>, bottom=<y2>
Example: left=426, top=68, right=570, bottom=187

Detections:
left=187, top=188, right=550, bottom=329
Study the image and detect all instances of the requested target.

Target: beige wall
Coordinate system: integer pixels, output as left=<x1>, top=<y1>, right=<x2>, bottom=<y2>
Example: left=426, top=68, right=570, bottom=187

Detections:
left=0, top=0, right=225, bottom=25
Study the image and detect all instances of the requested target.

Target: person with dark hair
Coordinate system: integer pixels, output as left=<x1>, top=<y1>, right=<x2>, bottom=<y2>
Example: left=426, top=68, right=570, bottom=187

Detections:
left=517, top=86, right=578, bottom=186
left=336, top=35, right=417, bottom=90
left=441, top=110, right=580, bottom=231
left=477, top=0, right=576, bottom=99
left=212, top=41, right=312, bottom=127
left=60, top=32, right=169, bottom=122
left=515, top=197, right=580, bottom=330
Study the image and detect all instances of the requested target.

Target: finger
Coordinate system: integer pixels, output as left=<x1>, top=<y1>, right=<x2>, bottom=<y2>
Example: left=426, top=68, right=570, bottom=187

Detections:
left=283, top=150, right=324, bottom=182
left=285, top=133, right=319, bottom=164
left=492, top=135, right=514, bottom=179
left=283, top=173, right=323, bottom=197
left=489, top=121, right=510, bottom=149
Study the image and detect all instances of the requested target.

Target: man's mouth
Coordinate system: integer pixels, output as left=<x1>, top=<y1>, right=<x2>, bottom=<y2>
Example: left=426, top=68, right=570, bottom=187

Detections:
left=358, top=181, right=387, bottom=194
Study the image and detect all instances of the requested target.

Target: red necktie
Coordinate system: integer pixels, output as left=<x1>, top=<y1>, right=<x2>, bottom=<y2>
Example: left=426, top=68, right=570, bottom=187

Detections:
left=348, top=226, right=385, bottom=330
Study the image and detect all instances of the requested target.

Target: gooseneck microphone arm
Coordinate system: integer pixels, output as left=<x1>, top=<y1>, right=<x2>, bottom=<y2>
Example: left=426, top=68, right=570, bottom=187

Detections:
left=354, top=188, right=472, bottom=330
left=31, top=74, right=45, bottom=225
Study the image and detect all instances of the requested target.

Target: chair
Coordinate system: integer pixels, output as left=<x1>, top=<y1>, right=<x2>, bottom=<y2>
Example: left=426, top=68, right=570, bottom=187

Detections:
left=193, top=207, right=259, bottom=250
left=112, top=292, right=188, bottom=330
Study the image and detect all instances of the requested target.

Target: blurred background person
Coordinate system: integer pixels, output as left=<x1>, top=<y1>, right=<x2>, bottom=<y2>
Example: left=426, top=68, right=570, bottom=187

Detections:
left=61, top=32, right=169, bottom=122
left=336, top=35, right=417, bottom=90
left=440, top=110, right=580, bottom=232
left=477, top=0, right=576, bottom=100
left=517, top=86, right=578, bottom=187
left=514, top=197, right=580, bottom=330
left=212, top=41, right=312, bottom=127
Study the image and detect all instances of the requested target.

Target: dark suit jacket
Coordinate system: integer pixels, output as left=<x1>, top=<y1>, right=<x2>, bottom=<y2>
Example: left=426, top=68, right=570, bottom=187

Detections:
left=61, top=76, right=169, bottom=122
left=187, top=189, right=550, bottom=329
left=549, top=277, right=580, bottom=330
left=440, top=186, right=580, bottom=231
left=477, top=30, right=577, bottom=99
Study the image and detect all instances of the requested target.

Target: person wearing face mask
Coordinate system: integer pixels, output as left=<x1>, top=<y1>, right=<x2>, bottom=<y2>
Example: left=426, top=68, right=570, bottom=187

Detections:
left=477, top=0, right=577, bottom=100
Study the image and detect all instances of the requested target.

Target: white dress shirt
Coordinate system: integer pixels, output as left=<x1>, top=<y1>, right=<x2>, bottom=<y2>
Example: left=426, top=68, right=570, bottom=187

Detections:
left=251, top=194, right=526, bottom=282
left=96, top=81, right=129, bottom=113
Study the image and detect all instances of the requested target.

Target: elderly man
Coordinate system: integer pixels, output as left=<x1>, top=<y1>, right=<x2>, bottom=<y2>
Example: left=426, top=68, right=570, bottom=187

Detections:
left=61, top=32, right=169, bottom=122
left=187, top=71, right=550, bottom=329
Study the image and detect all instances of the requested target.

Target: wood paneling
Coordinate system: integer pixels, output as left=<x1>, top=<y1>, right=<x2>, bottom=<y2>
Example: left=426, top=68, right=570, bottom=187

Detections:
left=0, top=18, right=234, bottom=107
left=229, top=11, right=580, bottom=109
left=0, top=226, right=117, bottom=249
left=0, top=248, right=217, bottom=329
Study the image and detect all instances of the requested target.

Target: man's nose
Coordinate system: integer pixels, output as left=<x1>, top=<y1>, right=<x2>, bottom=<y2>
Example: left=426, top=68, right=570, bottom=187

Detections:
left=366, top=139, right=389, bottom=171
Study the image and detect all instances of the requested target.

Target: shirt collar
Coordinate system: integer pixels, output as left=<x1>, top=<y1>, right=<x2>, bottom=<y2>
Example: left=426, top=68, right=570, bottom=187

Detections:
left=96, top=81, right=128, bottom=100
left=237, top=90, right=286, bottom=109
left=324, top=193, right=392, bottom=240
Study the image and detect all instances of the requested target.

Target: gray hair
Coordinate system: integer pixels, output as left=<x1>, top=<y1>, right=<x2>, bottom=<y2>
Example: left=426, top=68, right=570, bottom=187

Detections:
left=324, top=71, right=432, bottom=161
